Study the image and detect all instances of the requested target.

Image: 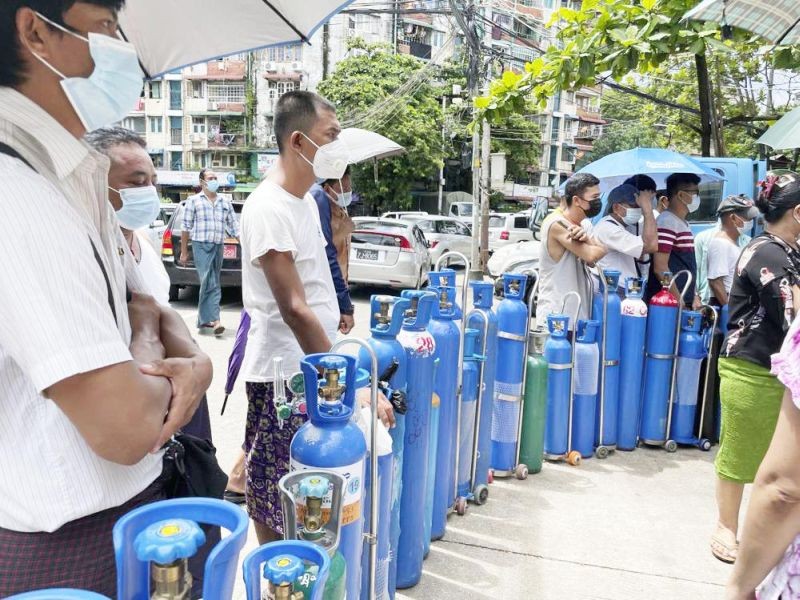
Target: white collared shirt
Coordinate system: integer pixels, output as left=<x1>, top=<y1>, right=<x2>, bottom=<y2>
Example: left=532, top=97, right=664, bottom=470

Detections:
left=0, top=88, right=162, bottom=532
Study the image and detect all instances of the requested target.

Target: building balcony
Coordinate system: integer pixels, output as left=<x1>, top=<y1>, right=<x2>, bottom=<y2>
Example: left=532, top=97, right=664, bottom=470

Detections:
left=398, top=40, right=432, bottom=60
left=575, top=125, right=603, bottom=140
left=208, top=133, right=246, bottom=149
left=184, top=98, right=245, bottom=115
left=576, top=106, right=604, bottom=123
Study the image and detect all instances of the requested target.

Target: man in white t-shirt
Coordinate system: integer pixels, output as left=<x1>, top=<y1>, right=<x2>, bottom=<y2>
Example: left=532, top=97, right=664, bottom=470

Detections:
left=240, top=91, right=393, bottom=543
left=594, top=183, right=658, bottom=293
left=707, top=195, right=759, bottom=307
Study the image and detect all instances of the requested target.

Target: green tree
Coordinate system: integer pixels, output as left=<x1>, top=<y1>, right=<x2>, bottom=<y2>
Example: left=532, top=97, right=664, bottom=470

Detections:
left=317, top=40, right=444, bottom=213
left=476, top=0, right=794, bottom=157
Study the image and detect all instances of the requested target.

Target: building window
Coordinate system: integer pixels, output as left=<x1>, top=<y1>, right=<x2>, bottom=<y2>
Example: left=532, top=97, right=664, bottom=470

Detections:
left=432, top=31, right=445, bottom=47
left=548, top=145, right=558, bottom=171
left=192, top=117, right=207, bottom=134
left=207, top=84, right=245, bottom=104
left=149, top=152, right=164, bottom=168
left=148, top=116, right=163, bottom=133
left=122, top=117, right=145, bottom=134
left=169, top=80, right=182, bottom=110
left=213, top=154, right=238, bottom=168
left=170, top=150, right=183, bottom=170
left=267, top=43, right=302, bottom=63
left=550, top=116, right=561, bottom=142
left=149, top=80, right=162, bottom=99
left=189, top=80, right=205, bottom=99
left=268, top=81, right=299, bottom=100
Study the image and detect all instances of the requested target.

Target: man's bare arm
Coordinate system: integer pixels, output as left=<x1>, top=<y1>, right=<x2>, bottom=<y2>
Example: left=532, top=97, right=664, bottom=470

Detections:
left=552, top=220, right=608, bottom=266
left=260, top=250, right=333, bottom=355
left=708, top=277, right=729, bottom=306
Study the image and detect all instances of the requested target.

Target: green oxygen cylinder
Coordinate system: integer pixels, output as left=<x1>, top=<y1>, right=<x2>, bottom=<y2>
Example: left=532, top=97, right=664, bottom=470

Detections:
left=519, top=327, right=549, bottom=474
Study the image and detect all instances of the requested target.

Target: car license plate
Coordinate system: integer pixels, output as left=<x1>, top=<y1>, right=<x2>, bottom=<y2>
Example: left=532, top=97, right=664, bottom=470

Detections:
left=357, top=249, right=379, bottom=261
left=223, top=244, right=237, bottom=259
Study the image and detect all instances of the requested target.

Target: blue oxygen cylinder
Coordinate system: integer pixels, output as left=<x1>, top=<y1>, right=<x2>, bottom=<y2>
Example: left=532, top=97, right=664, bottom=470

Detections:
left=543, top=315, right=573, bottom=458
left=456, top=329, right=485, bottom=503
left=291, top=354, right=367, bottom=600
left=429, top=269, right=462, bottom=318
left=426, top=285, right=461, bottom=540
left=573, top=320, right=600, bottom=458
left=357, top=295, right=410, bottom=600
left=395, top=290, right=437, bottom=589
left=491, top=274, right=530, bottom=475
left=617, top=277, right=648, bottom=451
left=466, top=282, right=498, bottom=491
left=640, top=274, right=680, bottom=445
left=719, top=304, right=729, bottom=335
left=670, top=311, right=707, bottom=444
left=423, top=392, right=439, bottom=556
left=592, top=270, right=621, bottom=451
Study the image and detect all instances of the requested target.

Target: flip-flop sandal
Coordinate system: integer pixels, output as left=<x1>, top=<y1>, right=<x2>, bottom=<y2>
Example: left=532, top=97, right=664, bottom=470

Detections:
left=710, top=533, right=738, bottom=564
left=198, top=324, right=216, bottom=335
left=223, top=489, right=246, bottom=505
left=213, top=324, right=225, bottom=336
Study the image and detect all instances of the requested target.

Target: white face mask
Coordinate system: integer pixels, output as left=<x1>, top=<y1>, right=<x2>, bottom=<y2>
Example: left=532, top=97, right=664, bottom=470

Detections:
left=623, top=207, right=642, bottom=226
left=298, top=133, right=350, bottom=180
left=336, top=190, right=353, bottom=208
left=111, top=185, right=161, bottom=230
left=685, top=193, right=701, bottom=213
left=32, top=13, right=144, bottom=133
left=736, top=219, right=752, bottom=236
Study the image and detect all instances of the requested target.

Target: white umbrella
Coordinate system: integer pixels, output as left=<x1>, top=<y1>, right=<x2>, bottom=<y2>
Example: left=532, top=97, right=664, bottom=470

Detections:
left=119, top=1, right=354, bottom=78
left=339, top=128, right=406, bottom=164
left=685, top=0, right=800, bottom=45
left=757, top=106, right=800, bottom=149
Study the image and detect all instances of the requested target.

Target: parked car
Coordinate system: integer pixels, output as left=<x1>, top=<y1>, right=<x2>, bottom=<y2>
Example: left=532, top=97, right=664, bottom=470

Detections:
left=160, top=198, right=243, bottom=301
left=448, top=201, right=474, bottom=224
left=145, top=203, right=178, bottom=250
left=487, top=239, right=540, bottom=300
left=398, top=215, right=472, bottom=268
left=488, top=211, right=533, bottom=252
left=380, top=210, right=428, bottom=220
left=349, top=218, right=430, bottom=289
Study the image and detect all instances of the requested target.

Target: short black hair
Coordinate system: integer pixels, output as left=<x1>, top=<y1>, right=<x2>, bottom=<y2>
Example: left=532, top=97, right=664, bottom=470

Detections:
left=1, top=1, right=125, bottom=88
left=199, top=168, right=209, bottom=182
left=564, top=173, right=600, bottom=207
left=624, top=174, right=657, bottom=193
left=323, top=165, right=350, bottom=188
left=273, top=90, right=336, bottom=154
left=84, top=126, right=145, bottom=154
left=666, top=172, right=701, bottom=200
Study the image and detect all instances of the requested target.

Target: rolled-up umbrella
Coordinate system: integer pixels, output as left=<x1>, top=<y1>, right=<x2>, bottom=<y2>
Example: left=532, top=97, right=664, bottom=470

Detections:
left=119, top=1, right=356, bottom=78
left=221, top=310, right=251, bottom=416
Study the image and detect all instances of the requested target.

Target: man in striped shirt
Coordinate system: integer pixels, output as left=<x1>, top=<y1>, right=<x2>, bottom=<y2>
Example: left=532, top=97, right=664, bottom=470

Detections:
left=646, top=172, right=704, bottom=309
left=0, top=1, right=212, bottom=595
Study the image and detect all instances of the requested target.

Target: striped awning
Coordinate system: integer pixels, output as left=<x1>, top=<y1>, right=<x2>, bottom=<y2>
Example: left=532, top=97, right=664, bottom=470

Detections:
left=684, top=0, right=800, bottom=45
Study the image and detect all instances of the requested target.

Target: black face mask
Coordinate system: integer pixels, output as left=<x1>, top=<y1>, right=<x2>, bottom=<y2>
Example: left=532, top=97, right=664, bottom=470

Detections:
left=584, top=198, right=602, bottom=218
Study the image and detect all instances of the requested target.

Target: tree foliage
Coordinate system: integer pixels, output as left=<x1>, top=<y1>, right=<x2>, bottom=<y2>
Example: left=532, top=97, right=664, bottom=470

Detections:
left=317, top=40, right=444, bottom=213
left=476, top=0, right=797, bottom=157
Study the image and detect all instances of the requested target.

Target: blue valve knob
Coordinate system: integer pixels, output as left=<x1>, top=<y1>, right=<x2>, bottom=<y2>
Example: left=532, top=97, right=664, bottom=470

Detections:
left=263, top=553, right=305, bottom=585
left=134, top=519, right=205, bottom=564
left=319, top=355, right=347, bottom=371
left=299, top=475, right=329, bottom=499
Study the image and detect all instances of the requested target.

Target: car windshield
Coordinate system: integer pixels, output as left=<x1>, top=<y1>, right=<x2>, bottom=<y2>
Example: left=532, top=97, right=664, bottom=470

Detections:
left=460, top=204, right=473, bottom=216
left=488, top=216, right=505, bottom=228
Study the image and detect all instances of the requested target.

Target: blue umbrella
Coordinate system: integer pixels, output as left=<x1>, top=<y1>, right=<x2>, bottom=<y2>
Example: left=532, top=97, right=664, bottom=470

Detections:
left=568, top=148, right=725, bottom=193
left=220, top=310, right=251, bottom=416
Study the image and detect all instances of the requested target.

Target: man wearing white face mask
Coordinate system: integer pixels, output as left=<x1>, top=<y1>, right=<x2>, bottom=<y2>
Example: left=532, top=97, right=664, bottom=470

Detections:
left=311, top=166, right=356, bottom=333
left=240, top=90, right=395, bottom=545
left=646, top=172, right=704, bottom=308
left=594, top=183, right=658, bottom=293
left=0, top=2, right=211, bottom=595
left=707, top=195, right=759, bottom=308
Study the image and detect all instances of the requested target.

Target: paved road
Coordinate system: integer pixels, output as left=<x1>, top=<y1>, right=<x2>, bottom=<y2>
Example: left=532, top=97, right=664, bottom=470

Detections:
left=171, top=283, right=735, bottom=600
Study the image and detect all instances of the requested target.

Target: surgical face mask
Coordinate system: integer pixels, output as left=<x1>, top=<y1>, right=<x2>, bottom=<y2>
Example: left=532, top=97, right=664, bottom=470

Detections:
left=736, top=219, right=752, bottom=236
left=298, top=133, right=350, bottom=180
left=623, top=207, right=642, bottom=226
left=205, top=179, right=220, bottom=193
left=583, top=197, right=602, bottom=218
left=32, top=12, right=144, bottom=133
left=112, top=185, right=161, bottom=230
left=685, top=192, right=701, bottom=213
left=336, top=190, right=353, bottom=208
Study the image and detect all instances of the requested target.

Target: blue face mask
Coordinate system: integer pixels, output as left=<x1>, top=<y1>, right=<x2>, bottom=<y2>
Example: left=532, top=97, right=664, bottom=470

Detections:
left=113, top=185, right=161, bottom=230
left=205, top=179, right=220, bottom=193
left=32, top=13, right=144, bottom=132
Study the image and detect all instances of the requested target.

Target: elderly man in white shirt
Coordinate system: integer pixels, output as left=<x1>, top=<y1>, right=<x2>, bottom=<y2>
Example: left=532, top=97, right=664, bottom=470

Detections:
left=0, top=2, right=212, bottom=596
